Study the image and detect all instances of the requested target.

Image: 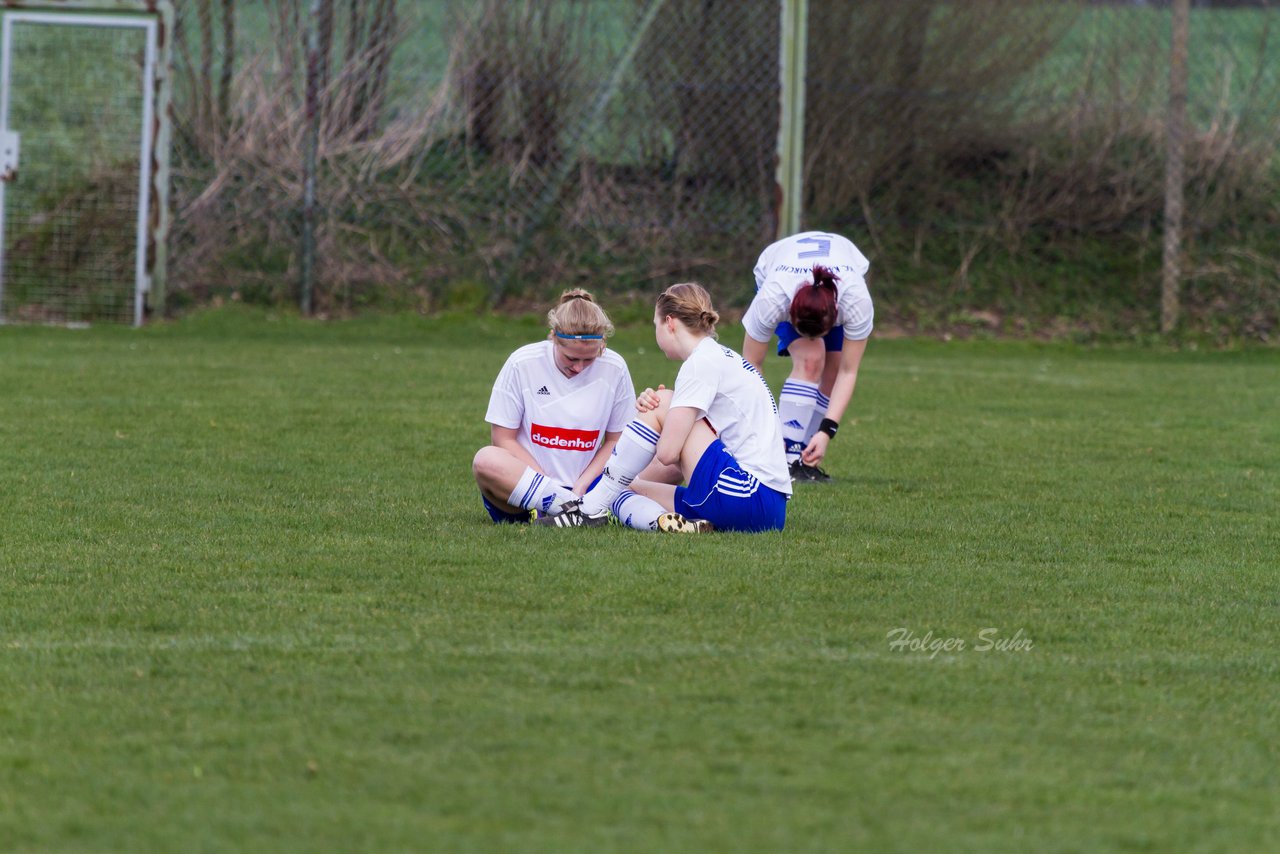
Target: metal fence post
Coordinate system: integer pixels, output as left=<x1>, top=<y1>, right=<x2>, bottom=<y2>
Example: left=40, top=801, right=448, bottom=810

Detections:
left=301, top=0, right=322, bottom=316
left=1162, top=0, right=1190, bottom=336
left=775, top=0, right=808, bottom=241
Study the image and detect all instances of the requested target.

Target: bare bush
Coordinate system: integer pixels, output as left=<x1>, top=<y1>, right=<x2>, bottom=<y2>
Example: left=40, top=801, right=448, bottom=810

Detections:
left=170, top=1, right=473, bottom=312
left=799, top=0, right=1277, bottom=333
left=156, top=0, right=1277, bottom=338
left=805, top=0, right=1080, bottom=218
left=633, top=0, right=776, bottom=188
left=451, top=0, right=595, bottom=174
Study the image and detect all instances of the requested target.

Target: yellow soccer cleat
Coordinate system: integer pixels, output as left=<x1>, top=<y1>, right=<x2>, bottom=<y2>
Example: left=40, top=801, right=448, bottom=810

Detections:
left=657, top=512, right=714, bottom=534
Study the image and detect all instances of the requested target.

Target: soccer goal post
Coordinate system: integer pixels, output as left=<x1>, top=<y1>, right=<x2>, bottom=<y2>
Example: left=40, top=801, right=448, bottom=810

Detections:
left=0, top=0, right=172, bottom=327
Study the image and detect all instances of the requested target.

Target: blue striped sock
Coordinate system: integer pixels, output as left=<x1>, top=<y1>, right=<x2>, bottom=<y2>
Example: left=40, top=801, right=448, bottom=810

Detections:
left=611, top=490, right=665, bottom=531
left=581, top=420, right=659, bottom=515
left=805, top=391, right=831, bottom=444
left=779, top=379, right=820, bottom=462
left=508, top=466, right=574, bottom=513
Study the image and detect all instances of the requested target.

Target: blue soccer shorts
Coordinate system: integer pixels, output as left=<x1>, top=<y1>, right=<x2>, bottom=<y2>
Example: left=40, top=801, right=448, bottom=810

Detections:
left=673, top=439, right=787, bottom=533
left=482, top=493, right=532, bottom=524
left=774, top=321, right=845, bottom=357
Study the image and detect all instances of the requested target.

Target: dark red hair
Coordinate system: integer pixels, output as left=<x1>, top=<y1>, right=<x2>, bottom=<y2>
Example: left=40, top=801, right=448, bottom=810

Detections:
left=789, top=265, right=840, bottom=338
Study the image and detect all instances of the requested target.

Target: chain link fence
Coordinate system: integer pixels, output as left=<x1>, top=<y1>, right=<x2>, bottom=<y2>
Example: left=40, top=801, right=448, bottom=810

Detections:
left=165, top=0, right=780, bottom=313
left=158, top=1, right=1280, bottom=336
left=794, top=0, right=1279, bottom=338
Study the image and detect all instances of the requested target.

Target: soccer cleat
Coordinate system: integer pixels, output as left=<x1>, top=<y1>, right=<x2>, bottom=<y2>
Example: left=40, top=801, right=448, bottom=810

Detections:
left=789, top=460, right=832, bottom=483
left=533, top=500, right=611, bottom=528
left=657, top=512, right=714, bottom=534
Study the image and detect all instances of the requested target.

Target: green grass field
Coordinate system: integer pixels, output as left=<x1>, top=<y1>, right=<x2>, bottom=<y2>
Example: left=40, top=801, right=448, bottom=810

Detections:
left=2, top=308, right=1278, bottom=851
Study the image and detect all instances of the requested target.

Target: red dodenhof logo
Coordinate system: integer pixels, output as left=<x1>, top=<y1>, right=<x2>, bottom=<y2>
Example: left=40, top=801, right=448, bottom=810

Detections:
left=530, top=424, right=599, bottom=452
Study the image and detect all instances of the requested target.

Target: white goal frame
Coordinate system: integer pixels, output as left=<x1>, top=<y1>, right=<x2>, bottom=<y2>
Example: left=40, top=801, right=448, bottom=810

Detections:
left=0, top=1, right=172, bottom=326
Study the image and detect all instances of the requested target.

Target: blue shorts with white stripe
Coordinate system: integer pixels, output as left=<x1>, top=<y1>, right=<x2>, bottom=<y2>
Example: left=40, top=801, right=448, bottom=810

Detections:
left=673, top=439, right=787, bottom=533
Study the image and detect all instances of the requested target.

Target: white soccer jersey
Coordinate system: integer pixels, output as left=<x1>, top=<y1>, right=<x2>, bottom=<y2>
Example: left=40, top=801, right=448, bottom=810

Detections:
left=670, top=338, right=793, bottom=496
left=742, top=231, right=874, bottom=343
left=485, top=340, right=635, bottom=487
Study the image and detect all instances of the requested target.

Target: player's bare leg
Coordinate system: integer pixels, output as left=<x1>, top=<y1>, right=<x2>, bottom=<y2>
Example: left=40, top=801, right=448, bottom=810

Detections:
left=538, top=389, right=714, bottom=530
left=627, top=416, right=717, bottom=533
left=780, top=337, right=833, bottom=483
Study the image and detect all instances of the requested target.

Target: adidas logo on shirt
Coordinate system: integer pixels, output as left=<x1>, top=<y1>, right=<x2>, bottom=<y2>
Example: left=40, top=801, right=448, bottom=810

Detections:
left=536, top=386, right=550, bottom=395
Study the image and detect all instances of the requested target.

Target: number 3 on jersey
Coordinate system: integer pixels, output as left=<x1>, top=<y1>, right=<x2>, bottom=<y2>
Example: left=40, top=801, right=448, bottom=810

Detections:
left=796, top=235, right=832, bottom=259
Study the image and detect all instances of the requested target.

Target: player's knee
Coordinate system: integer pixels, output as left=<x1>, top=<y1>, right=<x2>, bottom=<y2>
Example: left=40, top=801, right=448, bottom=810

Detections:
left=637, top=388, right=673, bottom=429
left=472, top=446, right=499, bottom=479
left=791, top=354, right=825, bottom=382
left=786, top=337, right=826, bottom=381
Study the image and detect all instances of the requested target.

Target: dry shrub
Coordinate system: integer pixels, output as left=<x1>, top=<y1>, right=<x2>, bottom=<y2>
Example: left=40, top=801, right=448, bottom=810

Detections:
left=161, top=0, right=1277, bottom=335
left=805, top=0, right=1079, bottom=218
left=170, top=1, right=479, bottom=312
left=497, top=0, right=784, bottom=289
left=168, top=0, right=604, bottom=313
left=451, top=0, right=595, bottom=175
left=632, top=0, right=777, bottom=189
left=1001, top=2, right=1279, bottom=241
left=444, top=0, right=768, bottom=295
left=804, top=0, right=1279, bottom=335
left=1184, top=246, right=1280, bottom=343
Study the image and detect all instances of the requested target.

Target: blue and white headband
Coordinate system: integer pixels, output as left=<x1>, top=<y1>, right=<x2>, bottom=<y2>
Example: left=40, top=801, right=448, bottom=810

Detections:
left=554, top=332, right=604, bottom=340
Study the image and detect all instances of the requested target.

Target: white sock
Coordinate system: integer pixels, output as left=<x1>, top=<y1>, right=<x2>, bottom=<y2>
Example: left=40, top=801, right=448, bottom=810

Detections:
left=508, top=467, right=576, bottom=515
left=805, top=390, right=831, bottom=446
left=779, top=379, right=820, bottom=463
left=611, top=490, right=666, bottom=531
left=580, top=420, right=659, bottom=515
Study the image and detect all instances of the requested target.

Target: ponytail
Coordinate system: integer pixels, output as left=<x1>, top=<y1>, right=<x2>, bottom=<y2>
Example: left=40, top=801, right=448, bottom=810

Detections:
left=547, top=288, right=614, bottom=340
left=789, top=265, right=840, bottom=338
left=656, top=283, right=720, bottom=339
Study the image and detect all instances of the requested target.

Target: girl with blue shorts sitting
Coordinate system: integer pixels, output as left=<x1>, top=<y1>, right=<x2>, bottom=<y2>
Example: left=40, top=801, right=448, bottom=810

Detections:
left=538, top=282, right=791, bottom=533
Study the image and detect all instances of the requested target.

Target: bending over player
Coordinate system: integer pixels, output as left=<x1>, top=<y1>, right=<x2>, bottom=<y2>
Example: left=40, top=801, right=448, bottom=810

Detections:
left=473, top=289, right=634, bottom=523
left=741, top=231, right=874, bottom=482
left=537, top=282, right=791, bottom=533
